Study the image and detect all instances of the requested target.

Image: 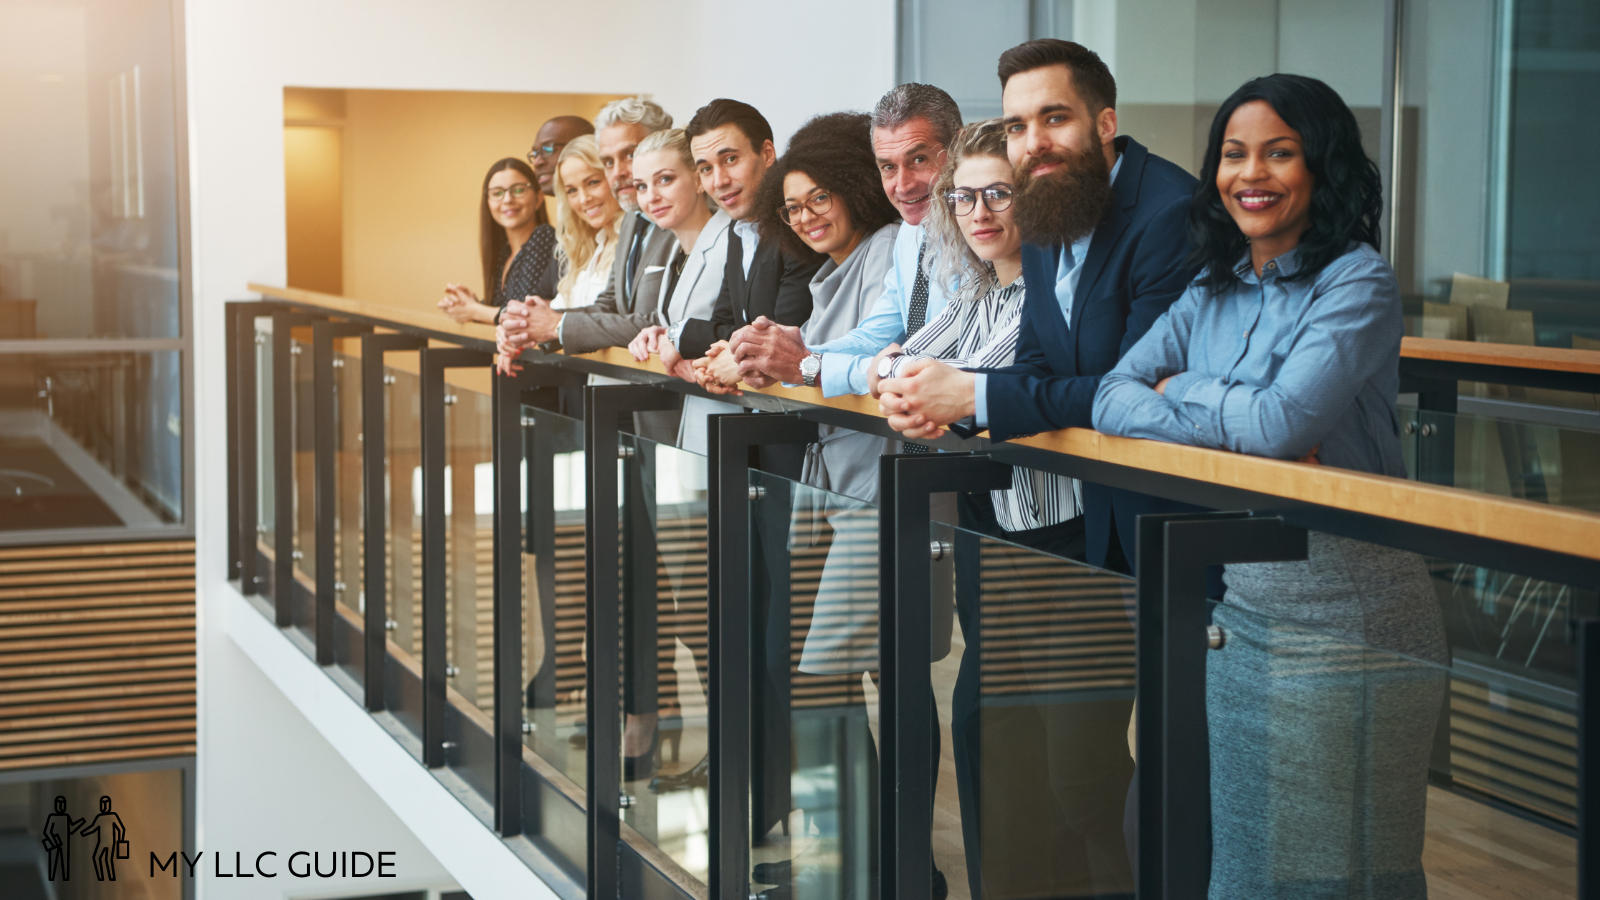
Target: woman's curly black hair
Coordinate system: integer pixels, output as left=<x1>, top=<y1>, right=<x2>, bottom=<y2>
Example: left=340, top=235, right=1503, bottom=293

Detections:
left=1190, top=73, right=1382, bottom=292
left=756, top=112, right=900, bottom=259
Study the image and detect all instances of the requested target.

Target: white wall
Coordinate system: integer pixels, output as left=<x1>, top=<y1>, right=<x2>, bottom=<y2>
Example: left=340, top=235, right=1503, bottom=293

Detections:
left=187, top=1, right=895, bottom=893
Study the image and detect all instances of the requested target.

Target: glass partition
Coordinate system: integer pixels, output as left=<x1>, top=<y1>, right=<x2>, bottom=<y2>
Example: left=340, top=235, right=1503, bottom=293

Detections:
left=254, top=323, right=274, bottom=593
left=330, top=342, right=365, bottom=693
left=288, top=333, right=316, bottom=648
left=383, top=359, right=425, bottom=754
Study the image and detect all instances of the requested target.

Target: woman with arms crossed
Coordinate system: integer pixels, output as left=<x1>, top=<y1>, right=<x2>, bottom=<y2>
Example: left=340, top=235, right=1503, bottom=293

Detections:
left=1092, top=74, right=1446, bottom=898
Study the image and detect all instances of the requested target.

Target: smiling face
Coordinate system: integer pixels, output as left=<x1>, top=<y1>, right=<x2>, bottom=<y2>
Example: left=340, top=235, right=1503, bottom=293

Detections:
left=871, top=117, right=946, bottom=226
left=597, top=122, right=652, bottom=211
left=1216, top=100, right=1313, bottom=265
left=559, top=156, right=621, bottom=232
left=530, top=118, right=590, bottom=195
left=782, top=169, right=857, bottom=262
left=690, top=124, right=774, bottom=221
left=632, top=146, right=702, bottom=231
left=486, top=168, right=539, bottom=232
left=950, top=155, right=1021, bottom=265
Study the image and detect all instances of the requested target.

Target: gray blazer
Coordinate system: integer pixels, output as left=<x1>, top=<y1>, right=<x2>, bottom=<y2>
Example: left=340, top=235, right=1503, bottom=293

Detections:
left=656, top=211, right=742, bottom=457
left=559, top=211, right=677, bottom=354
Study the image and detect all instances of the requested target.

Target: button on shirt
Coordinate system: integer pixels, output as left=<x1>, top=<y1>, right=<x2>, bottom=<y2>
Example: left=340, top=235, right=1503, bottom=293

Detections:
left=973, top=154, right=1121, bottom=427
left=1091, top=243, right=1406, bottom=477
left=813, top=222, right=953, bottom=397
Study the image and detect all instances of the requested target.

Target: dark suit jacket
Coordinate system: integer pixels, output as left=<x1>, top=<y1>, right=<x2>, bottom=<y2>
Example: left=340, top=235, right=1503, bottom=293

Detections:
left=676, top=227, right=824, bottom=360
left=559, top=212, right=677, bottom=354
left=984, top=135, right=1201, bottom=567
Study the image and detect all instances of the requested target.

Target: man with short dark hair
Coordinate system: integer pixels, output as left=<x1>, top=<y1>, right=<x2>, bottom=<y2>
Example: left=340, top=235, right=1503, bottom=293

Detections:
left=527, top=114, right=594, bottom=196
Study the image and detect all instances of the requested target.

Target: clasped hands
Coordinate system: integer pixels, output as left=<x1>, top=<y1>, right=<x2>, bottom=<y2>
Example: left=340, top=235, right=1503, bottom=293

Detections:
left=493, top=295, right=562, bottom=376
left=873, top=347, right=976, bottom=441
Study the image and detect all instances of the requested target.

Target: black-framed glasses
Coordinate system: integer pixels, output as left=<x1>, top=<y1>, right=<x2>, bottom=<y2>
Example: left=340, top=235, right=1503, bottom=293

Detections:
left=488, top=183, right=534, bottom=200
left=779, top=191, right=833, bottom=225
left=945, top=183, right=1014, bottom=216
left=526, top=141, right=566, bottom=164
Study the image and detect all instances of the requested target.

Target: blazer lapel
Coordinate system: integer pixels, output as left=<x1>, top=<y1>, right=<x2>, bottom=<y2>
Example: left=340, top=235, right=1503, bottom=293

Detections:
left=1071, top=136, right=1146, bottom=332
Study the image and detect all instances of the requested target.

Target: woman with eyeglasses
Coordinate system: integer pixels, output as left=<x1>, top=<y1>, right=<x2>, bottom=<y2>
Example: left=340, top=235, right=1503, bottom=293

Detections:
left=439, top=157, right=557, bottom=325
left=1093, top=74, right=1446, bottom=898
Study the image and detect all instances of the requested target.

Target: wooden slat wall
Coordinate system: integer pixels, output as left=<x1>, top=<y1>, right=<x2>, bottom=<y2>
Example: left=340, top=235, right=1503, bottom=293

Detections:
left=0, top=540, right=196, bottom=770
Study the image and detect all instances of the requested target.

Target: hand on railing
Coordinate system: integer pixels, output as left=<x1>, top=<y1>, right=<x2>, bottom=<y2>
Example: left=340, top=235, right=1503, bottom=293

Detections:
left=438, top=283, right=494, bottom=325
left=658, top=336, right=696, bottom=383
left=867, top=342, right=904, bottom=398
left=628, top=325, right=666, bottom=362
left=878, top=358, right=976, bottom=440
left=729, top=316, right=807, bottom=388
left=692, top=342, right=743, bottom=396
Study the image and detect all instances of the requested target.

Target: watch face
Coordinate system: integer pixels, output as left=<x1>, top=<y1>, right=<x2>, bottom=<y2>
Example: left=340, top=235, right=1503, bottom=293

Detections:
left=800, top=354, right=821, bottom=377
left=877, top=356, right=896, bottom=379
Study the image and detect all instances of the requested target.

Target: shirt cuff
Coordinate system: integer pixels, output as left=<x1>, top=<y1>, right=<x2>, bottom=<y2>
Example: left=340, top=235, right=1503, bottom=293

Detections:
left=555, top=311, right=568, bottom=345
left=819, top=352, right=871, bottom=397
left=1163, top=371, right=1226, bottom=444
left=972, top=373, right=989, bottom=429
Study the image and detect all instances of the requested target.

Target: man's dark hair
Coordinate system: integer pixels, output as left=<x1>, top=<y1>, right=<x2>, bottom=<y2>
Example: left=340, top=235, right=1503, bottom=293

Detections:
left=997, top=38, right=1117, bottom=112
left=755, top=112, right=900, bottom=258
left=685, top=98, right=774, bottom=151
left=1190, top=73, right=1383, bottom=292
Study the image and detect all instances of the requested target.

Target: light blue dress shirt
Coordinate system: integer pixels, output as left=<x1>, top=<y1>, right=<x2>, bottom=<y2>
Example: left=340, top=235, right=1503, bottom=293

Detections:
left=1091, top=243, right=1406, bottom=476
left=734, top=218, right=760, bottom=278
left=972, top=155, right=1121, bottom=427
left=813, top=221, right=951, bottom=396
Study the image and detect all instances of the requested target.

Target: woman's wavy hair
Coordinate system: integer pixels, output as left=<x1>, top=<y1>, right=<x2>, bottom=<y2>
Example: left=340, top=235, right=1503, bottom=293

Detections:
left=552, top=135, right=620, bottom=297
left=923, top=118, right=1011, bottom=299
left=478, top=157, right=548, bottom=299
left=756, top=112, right=900, bottom=259
left=1190, top=73, right=1382, bottom=292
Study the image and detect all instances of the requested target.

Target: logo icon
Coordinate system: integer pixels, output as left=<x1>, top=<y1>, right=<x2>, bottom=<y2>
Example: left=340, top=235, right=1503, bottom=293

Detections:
left=42, top=794, right=129, bottom=882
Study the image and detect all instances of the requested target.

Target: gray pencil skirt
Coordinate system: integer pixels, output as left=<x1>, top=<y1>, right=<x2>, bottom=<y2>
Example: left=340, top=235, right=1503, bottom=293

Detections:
left=1207, top=533, right=1448, bottom=899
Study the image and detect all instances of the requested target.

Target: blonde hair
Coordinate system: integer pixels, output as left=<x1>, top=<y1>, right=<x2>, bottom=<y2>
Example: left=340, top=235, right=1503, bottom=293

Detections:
left=552, top=135, right=620, bottom=297
left=633, top=127, right=692, bottom=171
left=925, top=118, right=1011, bottom=298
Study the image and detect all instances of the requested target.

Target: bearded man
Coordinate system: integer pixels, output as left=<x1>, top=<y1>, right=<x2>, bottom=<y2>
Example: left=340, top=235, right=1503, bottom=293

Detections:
left=878, top=38, right=1200, bottom=572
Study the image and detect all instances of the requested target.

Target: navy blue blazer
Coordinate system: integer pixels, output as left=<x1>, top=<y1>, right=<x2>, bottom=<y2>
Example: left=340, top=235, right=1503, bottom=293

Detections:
left=983, top=135, right=1201, bottom=568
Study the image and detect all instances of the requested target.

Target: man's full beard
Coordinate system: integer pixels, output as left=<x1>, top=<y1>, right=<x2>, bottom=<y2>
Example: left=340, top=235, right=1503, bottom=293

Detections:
left=1012, top=141, right=1113, bottom=246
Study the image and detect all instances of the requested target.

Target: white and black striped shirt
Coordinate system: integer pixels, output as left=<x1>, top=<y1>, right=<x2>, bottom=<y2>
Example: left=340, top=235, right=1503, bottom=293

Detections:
left=886, top=275, right=1082, bottom=532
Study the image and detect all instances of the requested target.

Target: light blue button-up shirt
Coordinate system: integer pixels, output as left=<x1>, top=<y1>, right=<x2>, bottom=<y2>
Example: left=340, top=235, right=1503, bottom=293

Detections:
left=973, top=155, right=1121, bottom=427
left=1091, top=243, right=1406, bottom=476
left=813, top=221, right=952, bottom=396
left=733, top=218, right=760, bottom=278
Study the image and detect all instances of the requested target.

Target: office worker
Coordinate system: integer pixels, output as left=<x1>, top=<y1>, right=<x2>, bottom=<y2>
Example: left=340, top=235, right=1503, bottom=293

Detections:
left=879, top=38, right=1201, bottom=574
left=1093, top=74, right=1447, bottom=898
left=623, top=128, right=737, bottom=455
left=528, top=114, right=594, bottom=197
left=728, top=83, right=962, bottom=393
left=674, top=99, right=825, bottom=393
left=438, top=158, right=557, bottom=326
left=496, top=97, right=676, bottom=364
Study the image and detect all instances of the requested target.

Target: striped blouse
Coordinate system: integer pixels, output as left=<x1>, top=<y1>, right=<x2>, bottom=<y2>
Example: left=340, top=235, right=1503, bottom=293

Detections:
left=884, top=274, right=1082, bottom=532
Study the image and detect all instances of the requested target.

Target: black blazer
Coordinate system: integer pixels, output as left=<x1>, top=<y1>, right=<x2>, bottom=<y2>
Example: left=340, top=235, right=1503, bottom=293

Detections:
left=676, top=227, right=824, bottom=360
left=983, top=135, right=1201, bottom=568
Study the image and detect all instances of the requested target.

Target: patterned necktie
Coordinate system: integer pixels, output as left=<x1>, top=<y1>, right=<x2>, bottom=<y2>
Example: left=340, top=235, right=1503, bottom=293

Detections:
left=623, top=216, right=648, bottom=301
left=902, top=240, right=933, bottom=454
left=906, top=241, right=930, bottom=336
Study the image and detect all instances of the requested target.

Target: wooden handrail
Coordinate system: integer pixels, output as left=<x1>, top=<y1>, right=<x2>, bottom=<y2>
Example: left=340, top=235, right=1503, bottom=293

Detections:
left=248, top=284, right=1600, bottom=562
left=1401, top=336, right=1600, bottom=376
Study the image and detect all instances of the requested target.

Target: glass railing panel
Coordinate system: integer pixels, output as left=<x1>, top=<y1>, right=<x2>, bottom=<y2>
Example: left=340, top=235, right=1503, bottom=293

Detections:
left=288, top=334, right=315, bottom=649
left=617, top=430, right=712, bottom=891
left=383, top=360, right=425, bottom=753
left=0, top=349, right=185, bottom=531
left=520, top=403, right=588, bottom=792
left=441, top=378, right=496, bottom=819
left=1201, top=532, right=1578, bottom=898
left=935, top=499, right=1137, bottom=900
left=1399, top=403, right=1600, bottom=511
left=743, top=464, right=880, bottom=900
left=329, top=343, right=365, bottom=694
left=254, top=323, right=274, bottom=593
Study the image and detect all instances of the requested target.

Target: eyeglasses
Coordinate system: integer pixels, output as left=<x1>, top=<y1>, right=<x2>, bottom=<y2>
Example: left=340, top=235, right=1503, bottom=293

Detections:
left=526, top=141, right=566, bottom=164
left=488, top=183, right=534, bottom=200
left=779, top=191, right=833, bottom=225
left=945, top=184, right=1014, bottom=216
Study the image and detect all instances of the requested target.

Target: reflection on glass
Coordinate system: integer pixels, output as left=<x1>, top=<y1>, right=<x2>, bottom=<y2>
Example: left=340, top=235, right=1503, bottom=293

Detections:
left=1399, top=403, right=1600, bottom=512
left=442, top=380, right=495, bottom=816
left=520, top=405, right=588, bottom=791
left=289, top=336, right=315, bottom=645
left=618, top=434, right=713, bottom=888
left=383, top=362, right=424, bottom=749
left=0, top=350, right=183, bottom=531
left=331, top=345, right=365, bottom=689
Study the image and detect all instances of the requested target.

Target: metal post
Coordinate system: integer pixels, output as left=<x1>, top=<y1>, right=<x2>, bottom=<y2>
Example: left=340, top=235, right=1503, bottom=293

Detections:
left=420, top=347, right=492, bottom=768
left=707, top=413, right=817, bottom=900
left=313, top=321, right=369, bottom=666
left=584, top=384, right=679, bottom=900
left=1133, top=512, right=1307, bottom=900
left=1579, top=617, right=1596, bottom=900
left=225, top=303, right=240, bottom=579
left=878, top=453, right=1009, bottom=900
left=233, top=303, right=271, bottom=597
left=360, top=334, right=426, bottom=711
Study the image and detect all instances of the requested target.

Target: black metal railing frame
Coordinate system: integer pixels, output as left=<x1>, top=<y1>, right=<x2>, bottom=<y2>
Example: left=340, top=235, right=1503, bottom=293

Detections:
left=224, top=299, right=1598, bottom=900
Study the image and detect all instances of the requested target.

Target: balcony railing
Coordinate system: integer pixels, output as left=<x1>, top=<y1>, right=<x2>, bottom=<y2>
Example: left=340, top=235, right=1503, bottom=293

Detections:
left=225, top=285, right=1599, bottom=900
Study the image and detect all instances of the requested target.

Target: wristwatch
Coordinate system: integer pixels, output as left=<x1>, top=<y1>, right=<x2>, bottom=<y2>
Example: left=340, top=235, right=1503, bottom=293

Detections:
left=799, top=351, right=822, bottom=387
left=876, top=352, right=904, bottom=380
